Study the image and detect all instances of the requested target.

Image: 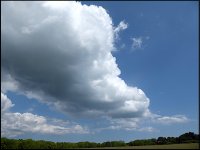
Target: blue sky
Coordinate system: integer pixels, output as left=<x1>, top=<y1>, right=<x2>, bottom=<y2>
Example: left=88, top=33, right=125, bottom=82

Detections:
left=1, top=1, right=198, bottom=142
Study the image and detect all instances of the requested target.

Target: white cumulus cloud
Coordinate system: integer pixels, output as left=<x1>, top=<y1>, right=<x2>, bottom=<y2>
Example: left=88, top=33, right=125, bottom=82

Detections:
left=1, top=1, right=150, bottom=120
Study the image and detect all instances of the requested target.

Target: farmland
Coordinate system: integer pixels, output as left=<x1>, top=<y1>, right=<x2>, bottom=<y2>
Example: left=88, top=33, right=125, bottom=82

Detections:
left=91, top=143, right=199, bottom=149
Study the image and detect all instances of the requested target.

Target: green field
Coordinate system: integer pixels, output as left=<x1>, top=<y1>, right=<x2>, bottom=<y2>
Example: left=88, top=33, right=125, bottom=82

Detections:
left=91, top=143, right=199, bottom=149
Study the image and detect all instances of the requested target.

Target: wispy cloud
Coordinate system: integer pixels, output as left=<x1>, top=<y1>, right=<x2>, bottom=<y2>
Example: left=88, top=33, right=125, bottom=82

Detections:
left=131, top=37, right=143, bottom=50
left=95, top=117, right=157, bottom=133
left=114, top=21, right=128, bottom=40
left=153, top=115, right=189, bottom=125
left=138, top=127, right=157, bottom=132
left=131, top=36, right=150, bottom=51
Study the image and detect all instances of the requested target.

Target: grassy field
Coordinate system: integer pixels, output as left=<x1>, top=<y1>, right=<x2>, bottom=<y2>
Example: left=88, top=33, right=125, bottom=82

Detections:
left=90, top=143, right=199, bottom=149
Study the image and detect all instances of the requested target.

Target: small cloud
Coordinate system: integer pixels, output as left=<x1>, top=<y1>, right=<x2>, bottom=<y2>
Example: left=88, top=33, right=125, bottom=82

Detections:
left=131, top=37, right=143, bottom=50
left=153, top=114, right=189, bottom=125
left=131, top=36, right=150, bottom=51
left=97, top=118, right=157, bottom=133
left=138, top=127, right=157, bottom=132
left=114, top=21, right=128, bottom=39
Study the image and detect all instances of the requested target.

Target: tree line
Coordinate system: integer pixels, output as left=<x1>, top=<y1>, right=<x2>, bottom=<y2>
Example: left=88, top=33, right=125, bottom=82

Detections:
left=1, top=132, right=199, bottom=149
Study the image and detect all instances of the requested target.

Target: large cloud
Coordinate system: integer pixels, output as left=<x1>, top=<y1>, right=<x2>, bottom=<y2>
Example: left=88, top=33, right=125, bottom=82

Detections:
left=1, top=1, right=189, bottom=134
left=1, top=1, right=150, bottom=119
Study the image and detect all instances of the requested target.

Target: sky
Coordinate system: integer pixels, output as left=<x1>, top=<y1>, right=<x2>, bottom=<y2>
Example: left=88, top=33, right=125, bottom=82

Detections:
left=1, top=1, right=199, bottom=143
